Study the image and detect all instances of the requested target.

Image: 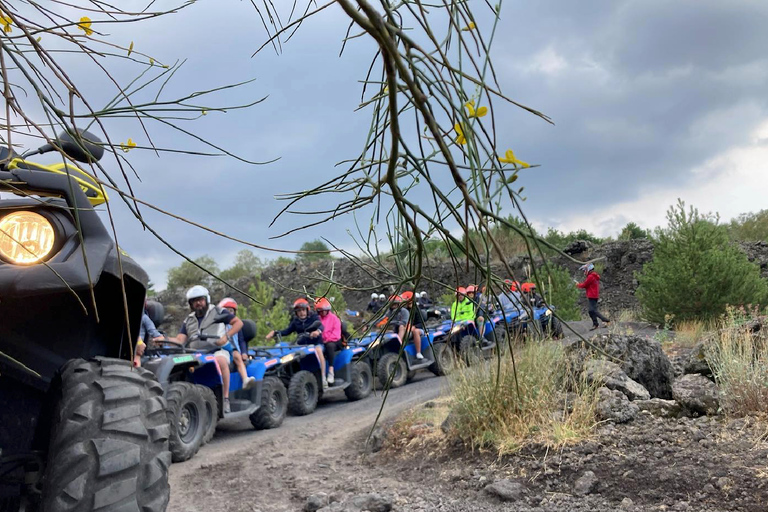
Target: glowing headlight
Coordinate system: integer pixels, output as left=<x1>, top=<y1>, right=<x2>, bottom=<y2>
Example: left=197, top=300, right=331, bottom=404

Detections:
left=545, top=309, right=553, bottom=316
left=280, top=354, right=295, bottom=364
left=450, top=325, right=462, bottom=334
left=0, top=211, right=55, bottom=265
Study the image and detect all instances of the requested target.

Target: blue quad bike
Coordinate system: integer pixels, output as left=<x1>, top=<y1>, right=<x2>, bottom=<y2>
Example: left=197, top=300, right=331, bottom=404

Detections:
left=436, top=317, right=502, bottom=364
left=350, top=322, right=455, bottom=389
left=141, top=313, right=288, bottom=462
left=254, top=326, right=373, bottom=416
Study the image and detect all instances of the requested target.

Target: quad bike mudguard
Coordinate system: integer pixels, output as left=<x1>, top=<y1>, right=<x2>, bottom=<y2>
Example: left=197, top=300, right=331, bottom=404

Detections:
left=0, top=165, right=150, bottom=503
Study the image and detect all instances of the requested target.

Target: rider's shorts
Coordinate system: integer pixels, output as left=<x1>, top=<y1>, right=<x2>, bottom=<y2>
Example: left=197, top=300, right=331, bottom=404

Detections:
left=213, top=349, right=231, bottom=363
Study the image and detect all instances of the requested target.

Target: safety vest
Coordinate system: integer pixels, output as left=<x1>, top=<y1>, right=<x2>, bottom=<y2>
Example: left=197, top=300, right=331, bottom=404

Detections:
left=451, top=298, right=475, bottom=322
left=184, top=305, right=227, bottom=351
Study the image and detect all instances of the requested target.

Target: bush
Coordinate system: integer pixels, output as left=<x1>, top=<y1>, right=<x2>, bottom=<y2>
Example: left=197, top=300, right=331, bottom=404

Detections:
left=618, top=222, right=651, bottom=240
left=239, top=282, right=291, bottom=345
left=706, top=308, right=768, bottom=416
left=296, top=240, right=333, bottom=264
left=220, top=249, right=264, bottom=281
left=448, top=341, right=597, bottom=454
left=534, top=265, right=581, bottom=321
left=312, top=282, right=348, bottom=314
left=166, top=255, right=220, bottom=291
left=636, top=201, right=768, bottom=324
left=727, top=210, right=768, bottom=242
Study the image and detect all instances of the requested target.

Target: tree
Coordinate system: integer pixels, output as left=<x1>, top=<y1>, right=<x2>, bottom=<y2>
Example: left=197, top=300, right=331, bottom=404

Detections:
left=166, top=256, right=220, bottom=291
left=220, top=250, right=264, bottom=281
left=239, top=282, right=291, bottom=345
left=727, top=210, right=768, bottom=242
left=636, top=201, right=768, bottom=324
left=312, top=282, right=348, bottom=314
left=618, top=222, right=651, bottom=241
left=534, top=265, right=580, bottom=321
left=296, top=240, right=333, bottom=264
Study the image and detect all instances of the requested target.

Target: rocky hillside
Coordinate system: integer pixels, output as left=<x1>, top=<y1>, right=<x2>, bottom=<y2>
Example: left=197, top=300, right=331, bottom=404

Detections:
left=156, top=239, right=768, bottom=332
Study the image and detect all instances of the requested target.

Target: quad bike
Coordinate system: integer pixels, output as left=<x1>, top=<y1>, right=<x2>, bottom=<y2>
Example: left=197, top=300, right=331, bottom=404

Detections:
left=350, top=320, right=454, bottom=389
left=436, top=317, right=500, bottom=365
left=254, top=324, right=373, bottom=416
left=0, top=131, right=170, bottom=511
left=141, top=312, right=288, bottom=462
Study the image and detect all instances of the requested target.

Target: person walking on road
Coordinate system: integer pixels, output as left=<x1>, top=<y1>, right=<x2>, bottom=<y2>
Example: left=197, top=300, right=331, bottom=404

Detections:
left=576, top=263, right=610, bottom=330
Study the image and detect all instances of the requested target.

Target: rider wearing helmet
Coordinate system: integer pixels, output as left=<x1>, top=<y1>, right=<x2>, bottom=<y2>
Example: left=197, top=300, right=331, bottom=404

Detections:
left=577, top=263, right=610, bottom=330
left=389, top=295, right=424, bottom=360
left=133, top=300, right=163, bottom=367
left=465, top=285, right=487, bottom=339
left=450, top=287, right=475, bottom=322
left=266, top=298, right=324, bottom=344
left=367, top=292, right=380, bottom=313
left=315, top=297, right=343, bottom=386
left=417, top=291, right=432, bottom=309
left=217, top=298, right=257, bottom=391
left=174, top=285, right=250, bottom=414
left=497, top=280, right=524, bottom=312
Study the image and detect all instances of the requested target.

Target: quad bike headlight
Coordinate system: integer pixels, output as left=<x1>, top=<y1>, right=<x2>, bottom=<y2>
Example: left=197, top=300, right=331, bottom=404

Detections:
left=0, top=211, right=56, bottom=265
left=279, top=354, right=295, bottom=364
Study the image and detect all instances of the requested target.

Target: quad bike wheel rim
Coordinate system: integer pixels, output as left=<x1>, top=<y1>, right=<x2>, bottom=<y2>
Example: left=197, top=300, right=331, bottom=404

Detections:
left=269, top=388, right=283, bottom=415
left=179, top=402, right=200, bottom=443
left=303, top=381, right=316, bottom=404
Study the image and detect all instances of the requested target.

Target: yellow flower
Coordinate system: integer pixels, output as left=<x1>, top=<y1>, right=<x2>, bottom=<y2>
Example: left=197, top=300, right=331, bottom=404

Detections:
left=461, top=21, right=476, bottom=31
left=498, top=149, right=529, bottom=168
left=120, top=138, right=137, bottom=153
left=465, top=100, right=487, bottom=118
left=128, top=41, right=134, bottom=56
left=0, top=15, right=12, bottom=34
left=77, top=16, right=93, bottom=36
left=454, top=123, right=466, bottom=145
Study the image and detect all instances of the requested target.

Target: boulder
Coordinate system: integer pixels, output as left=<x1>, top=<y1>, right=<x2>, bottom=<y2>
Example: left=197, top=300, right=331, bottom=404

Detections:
left=595, top=387, right=638, bottom=423
left=573, top=471, right=598, bottom=496
left=571, top=334, right=675, bottom=399
left=682, top=341, right=713, bottom=378
left=582, top=359, right=650, bottom=400
left=348, top=493, right=393, bottom=512
left=672, top=374, right=720, bottom=416
left=635, top=398, right=683, bottom=418
left=305, top=494, right=329, bottom=512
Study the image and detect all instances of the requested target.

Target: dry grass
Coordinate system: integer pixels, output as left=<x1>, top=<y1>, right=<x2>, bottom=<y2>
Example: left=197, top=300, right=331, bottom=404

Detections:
left=614, top=309, right=641, bottom=323
left=707, top=325, right=768, bottom=416
left=446, top=341, right=599, bottom=455
left=674, top=319, right=712, bottom=348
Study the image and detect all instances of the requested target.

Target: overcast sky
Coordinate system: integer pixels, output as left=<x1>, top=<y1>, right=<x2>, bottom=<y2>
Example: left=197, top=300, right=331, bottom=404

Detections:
left=20, top=1, right=768, bottom=289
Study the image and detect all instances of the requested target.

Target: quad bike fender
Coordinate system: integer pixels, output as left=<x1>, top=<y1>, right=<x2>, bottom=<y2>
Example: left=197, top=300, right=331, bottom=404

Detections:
left=330, top=346, right=355, bottom=371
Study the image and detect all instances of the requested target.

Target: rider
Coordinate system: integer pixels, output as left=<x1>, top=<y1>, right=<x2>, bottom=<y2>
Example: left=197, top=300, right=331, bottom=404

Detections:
left=265, top=298, right=326, bottom=386
left=174, top=285, right=249, bottom=414
left=316, top=297, right=343, bottom=386
left=450, top=287, right=475, bottom=322
left=389, top=295, right=424, bottom=360
left=520, top=282, right=543, bottom=307
left=577, top=263, right=610, bottom=330
left=465, top=285, right=488, bottom=340
left=417, top=291, right=432, bottom=309
left=217, top=297, right=257, bottom=390
left=366, top=293, right=380, bottom=313
left=133, top=301, right=163, bottom=367
left=498, top=280, right=524, bottom=312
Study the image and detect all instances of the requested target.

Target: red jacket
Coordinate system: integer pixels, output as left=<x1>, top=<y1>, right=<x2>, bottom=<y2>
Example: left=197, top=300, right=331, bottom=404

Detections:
left=577, top=271, right=600, bottom=299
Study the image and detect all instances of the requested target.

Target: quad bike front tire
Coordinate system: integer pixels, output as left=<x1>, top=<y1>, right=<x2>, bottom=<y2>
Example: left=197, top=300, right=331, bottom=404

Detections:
left=459, top=336, right=482, bottom=365
left=41, top=357, right=171, bottom=512
left=344, top=361, right=373, bottom=401
left=376, top=352, right=407, bottom=388
left=288, top=370, right=319, bottom=416
left=197, top=385, right=218, bottom=445
left=166, top=382, right=206, bottom=462
left=429, top=343, right=455, bottom=376
left=549, top=317, right=564, bottom=339
left=250, top=376, right=288, bottom=429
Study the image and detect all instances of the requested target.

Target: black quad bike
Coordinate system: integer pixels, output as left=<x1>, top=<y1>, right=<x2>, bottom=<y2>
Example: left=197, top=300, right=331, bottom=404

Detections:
left=0, top=132, right=170, bottom=512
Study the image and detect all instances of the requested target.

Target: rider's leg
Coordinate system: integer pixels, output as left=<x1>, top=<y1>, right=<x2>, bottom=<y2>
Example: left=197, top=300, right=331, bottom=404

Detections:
left=477, top=315, right=485, bottom=338
left=314, top=345, right=327, bottom=384
left=325, top=342, right=339, bottom=383
left=411, top=327, right=422, bottom=357
left=215, top=354, right=231, bottom=399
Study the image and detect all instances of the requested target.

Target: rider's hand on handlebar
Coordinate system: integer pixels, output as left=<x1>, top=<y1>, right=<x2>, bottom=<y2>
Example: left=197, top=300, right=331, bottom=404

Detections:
left=217, top=335, right=229, bottom=347
left=266, top=330, right=274, bottom=340
left=310, top=330, right=320, bottom=339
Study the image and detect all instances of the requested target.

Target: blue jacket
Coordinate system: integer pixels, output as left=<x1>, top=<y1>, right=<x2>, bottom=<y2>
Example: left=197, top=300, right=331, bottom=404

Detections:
left=278, top=313, right=324, bottom=337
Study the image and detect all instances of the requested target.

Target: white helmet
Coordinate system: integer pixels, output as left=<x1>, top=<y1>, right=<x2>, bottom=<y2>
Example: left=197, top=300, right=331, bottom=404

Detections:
left=371, top=293, right=378, bottom=300
left=186, top=285, right=210, bottom=304
left=378, top=293, right=386, bottom=300
left=420, top=291, right=428, bottom=298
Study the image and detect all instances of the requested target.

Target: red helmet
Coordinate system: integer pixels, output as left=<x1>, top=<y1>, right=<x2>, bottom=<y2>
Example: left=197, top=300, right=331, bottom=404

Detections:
left=521, top=282, right=536, bottom=293
left=389, top=295, right=403, bottom=304
left=457, top=287, right=467, bottom=295
left=401, top=291, right=414, bottom=302
left=509, top=281, right=520, bottom=292
left=293, top=298, right=310, bottom=310
left=315, top=297, right=332, bottom=311
left=465, top=285, right=477, bottom=294
left=218, top=297, right=238, bottom=310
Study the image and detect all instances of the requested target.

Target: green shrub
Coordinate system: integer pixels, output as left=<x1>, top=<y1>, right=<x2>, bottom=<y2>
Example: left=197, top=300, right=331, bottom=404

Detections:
left=239, top=282, right=291, bottom=345
left=636, top=201, right=768, bottom=324
left=166, top=255, right=220, bottom=291
left=618, top=222, right=651, bottom=240
left=534, top=264, right=580, bottom=321
left=312, top=282, right=347, bottom=313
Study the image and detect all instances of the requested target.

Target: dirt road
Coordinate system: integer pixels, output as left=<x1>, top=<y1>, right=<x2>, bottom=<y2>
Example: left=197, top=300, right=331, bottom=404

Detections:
left=168, top=370, right=447, bottom=511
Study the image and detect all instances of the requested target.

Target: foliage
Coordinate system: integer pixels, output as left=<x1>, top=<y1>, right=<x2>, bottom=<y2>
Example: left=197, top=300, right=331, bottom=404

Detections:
left=273, top=256, right=294, bottom=266
left=311, top=282, right=348, bottom=314
left=448, top=341, right=598, bottom=454
left=726, top=210, right=768, bottom=242
left=543, top=228, right=605, bottom=250
left=706, top=306, right=768, bottom=416
left=636, top=201, right=768, bottom=324
left=220, top=250, right=264, bottom=282
left=296, top=240, right=333, bottom=264
left=618, top=222, right=651, bottom=241
left=166, top=255, right=221, bottom=291
left=534, top=265, right=581, bottom=321
left=239, top=282, right=291, bottom=345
